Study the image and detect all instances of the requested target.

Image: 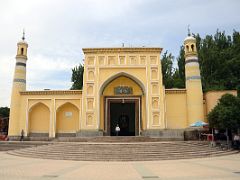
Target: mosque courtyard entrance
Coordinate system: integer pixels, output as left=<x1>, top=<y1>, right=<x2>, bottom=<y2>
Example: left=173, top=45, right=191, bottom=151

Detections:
left=106, top=98, right=140, bottom=136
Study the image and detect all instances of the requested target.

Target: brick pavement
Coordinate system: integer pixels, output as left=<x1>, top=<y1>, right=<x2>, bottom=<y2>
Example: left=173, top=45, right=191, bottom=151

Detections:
left=0, top=152, right=239, bottom=180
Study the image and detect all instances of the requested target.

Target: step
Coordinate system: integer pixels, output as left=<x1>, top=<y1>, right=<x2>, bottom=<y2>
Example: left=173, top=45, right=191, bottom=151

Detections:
left=7, top=141, right=238, bottom=161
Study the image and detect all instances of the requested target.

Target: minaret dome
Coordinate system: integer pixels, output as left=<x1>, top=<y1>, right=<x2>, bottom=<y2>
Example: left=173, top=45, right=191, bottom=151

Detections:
left=184, top=32, right=197, bottom=58
left=16, top=30, right=28, bottom=59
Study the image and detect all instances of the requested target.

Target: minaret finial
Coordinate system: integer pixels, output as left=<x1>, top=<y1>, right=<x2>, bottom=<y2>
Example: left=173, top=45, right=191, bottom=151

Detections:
left=187, top=25, right=191, bottom=36
left=22, top=29, right=25, bottom=41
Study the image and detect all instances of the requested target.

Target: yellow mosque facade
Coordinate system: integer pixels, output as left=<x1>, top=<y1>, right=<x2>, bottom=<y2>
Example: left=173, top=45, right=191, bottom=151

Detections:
left=8, top=34, right=237, bottom=140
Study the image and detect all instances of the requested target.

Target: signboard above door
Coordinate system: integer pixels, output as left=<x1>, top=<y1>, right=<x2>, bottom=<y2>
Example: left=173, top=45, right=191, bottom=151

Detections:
left=114, top=86, right=133, bottom=95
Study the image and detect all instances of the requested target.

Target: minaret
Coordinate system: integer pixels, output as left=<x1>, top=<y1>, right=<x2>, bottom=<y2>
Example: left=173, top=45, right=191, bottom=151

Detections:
left=184, top=29, right=204, bottom=125
left=8, top=31, right=28, bottom=138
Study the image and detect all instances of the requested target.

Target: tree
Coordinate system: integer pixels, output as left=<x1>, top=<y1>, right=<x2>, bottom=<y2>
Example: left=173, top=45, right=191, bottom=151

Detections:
left=208, top=94, right=240, bottom=131
left=172, top=46, right=185, bottom=88
left=196, top=30, right=240, bottom=91
left=70, top=64, right=84, bottom=90
left=0, top=107, right=10, bottom=117
left=69, top=30, right=240, bottom=91
left=237, top=85, right=240, bottom=98
left=161, top=51, right=174, bottom=88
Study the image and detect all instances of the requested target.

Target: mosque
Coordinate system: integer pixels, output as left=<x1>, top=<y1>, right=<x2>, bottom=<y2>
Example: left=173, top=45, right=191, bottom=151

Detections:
left=8, top=33, right=236, bottom=140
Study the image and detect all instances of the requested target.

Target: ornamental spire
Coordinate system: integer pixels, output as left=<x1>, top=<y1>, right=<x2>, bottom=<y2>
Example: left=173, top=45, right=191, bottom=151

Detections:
left=22, top=29, right=25, bottom=41
left=187, top=25, right=191, bottom=36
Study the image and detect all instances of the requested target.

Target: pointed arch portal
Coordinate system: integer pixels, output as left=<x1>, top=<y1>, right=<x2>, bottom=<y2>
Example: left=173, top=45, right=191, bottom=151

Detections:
left=28, top=102, right=50, bottom=134
left=99, top=72, right=145, bottom=136
left=99, top=72, right=145, bottom=95
left=56, top=102, right=79, bottom=134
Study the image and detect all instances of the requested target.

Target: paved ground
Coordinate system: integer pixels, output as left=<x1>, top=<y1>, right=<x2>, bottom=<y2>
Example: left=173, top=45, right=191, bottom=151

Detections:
left=0, top=152, right=239, bottom=180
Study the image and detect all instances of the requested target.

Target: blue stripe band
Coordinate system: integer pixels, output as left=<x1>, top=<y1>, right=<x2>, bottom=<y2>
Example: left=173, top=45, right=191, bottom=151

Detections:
left=16, top=62, right=26, bottom=67
left=185, top=59, right=199, bottom=64
left=14, top=79, right=26, bottom=83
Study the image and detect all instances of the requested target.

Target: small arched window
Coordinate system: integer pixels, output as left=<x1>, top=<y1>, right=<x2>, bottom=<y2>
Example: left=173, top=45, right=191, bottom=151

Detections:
left=21, top=48, right=24, bottom=55
left=186, top=45, right=189, bottom=52
left=191, top=44, right=194, bottom=52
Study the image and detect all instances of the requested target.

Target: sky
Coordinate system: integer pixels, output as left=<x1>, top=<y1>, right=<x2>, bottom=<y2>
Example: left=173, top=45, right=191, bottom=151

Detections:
left=0, top=0, right=239, bottom=107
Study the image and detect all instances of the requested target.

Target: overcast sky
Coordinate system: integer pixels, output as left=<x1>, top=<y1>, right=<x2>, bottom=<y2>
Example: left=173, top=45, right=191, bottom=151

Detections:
left=0, top=0, right=239, bottom=107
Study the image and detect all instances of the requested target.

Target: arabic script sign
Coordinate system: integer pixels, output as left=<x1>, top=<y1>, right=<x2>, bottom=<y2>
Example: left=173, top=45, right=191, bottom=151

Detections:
left=114, top=86, right=133, bottom=95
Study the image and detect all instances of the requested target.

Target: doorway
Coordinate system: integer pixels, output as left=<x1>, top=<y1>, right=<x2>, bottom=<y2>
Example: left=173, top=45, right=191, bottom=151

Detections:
left=105, top=98, right=140, bottom=136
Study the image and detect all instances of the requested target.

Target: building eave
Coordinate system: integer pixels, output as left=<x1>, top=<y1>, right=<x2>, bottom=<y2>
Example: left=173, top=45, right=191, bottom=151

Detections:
left=165, top=89, right=186, bottom=94
left=82, top=47, right=163, bottom=54
left=20, top=90, right=82, bottom=95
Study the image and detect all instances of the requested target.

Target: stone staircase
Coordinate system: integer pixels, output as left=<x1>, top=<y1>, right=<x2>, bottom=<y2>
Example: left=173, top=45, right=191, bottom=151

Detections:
left=7, top=141, right=238, bottom=161
left=54, top=136, right=166, bottom=142
left=0, top=141, right=50, bottom=151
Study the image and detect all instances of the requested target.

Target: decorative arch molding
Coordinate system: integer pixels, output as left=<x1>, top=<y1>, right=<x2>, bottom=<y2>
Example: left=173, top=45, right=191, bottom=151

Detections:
left=28, top=102, right=50, bottom=134
left=28, top=101, right=50, bottom=112
left=99, top=72, right=146, bottom=95
left=56, top=102, right=80, bottom=133
left=56, top=102, right=80, bottom=112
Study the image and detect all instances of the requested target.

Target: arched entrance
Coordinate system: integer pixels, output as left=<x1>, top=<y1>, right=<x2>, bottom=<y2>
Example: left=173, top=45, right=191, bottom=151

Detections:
left=100, top=73, right=145, bottom=136
left=106, top=97, right=140, bottom=136
left=28, top=102, right=50, bottom=135
left=56, top=103, right=79, bottom=134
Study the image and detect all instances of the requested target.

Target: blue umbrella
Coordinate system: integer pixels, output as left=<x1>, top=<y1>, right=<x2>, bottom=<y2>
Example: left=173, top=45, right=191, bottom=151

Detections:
left=190, top=121, right=208, bottom=127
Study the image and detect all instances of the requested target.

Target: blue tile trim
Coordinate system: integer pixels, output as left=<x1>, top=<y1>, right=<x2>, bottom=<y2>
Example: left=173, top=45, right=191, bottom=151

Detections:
left=13, top=78, right=26, bottom=83
left=16, top=62, right=26, bottom=67
left=185, top=59, right=198, bottom=64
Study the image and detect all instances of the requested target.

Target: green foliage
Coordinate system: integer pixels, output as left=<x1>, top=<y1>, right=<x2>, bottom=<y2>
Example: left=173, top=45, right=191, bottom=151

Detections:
left=161, top=30, right=240, bottom=91
left=0, top=107, right=10, bottom=117
left=173, top=46, right=185, bottom=88
left=237, top=85, right=240, bottom=98
left=161, top=51, right=174, bottom=88
left=196, top=30, right=240, bottom=91
left=70, top=64, right=84, bottom=90
left=71, top=30, right=240, bottom=92
left=208, top=94, right=240, bottom=130
left=161, top=50, right=185, bottom=88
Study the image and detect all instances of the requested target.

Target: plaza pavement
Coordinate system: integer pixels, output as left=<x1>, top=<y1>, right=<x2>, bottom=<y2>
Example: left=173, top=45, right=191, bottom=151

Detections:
left=0, top=151, right=239, bottom=180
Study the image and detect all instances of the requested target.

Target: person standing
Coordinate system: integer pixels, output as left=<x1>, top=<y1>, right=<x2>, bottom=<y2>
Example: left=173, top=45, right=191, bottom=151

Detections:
left=20, top=129, right=24, bottom=141
left=233, top=134, right=240, bottom=149
left=115, top=124, right=120, bottom=136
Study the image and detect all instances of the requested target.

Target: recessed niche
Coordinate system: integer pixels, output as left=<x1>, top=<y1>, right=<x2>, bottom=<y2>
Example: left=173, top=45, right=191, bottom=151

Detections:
left=152, top=97, right=159, bottom=109
left=152, top=84, right=158, bottom=94
left=140, top=56, right=146, bottom=65
left=151, top=68, right=158, bottom=80
left=150, top=56, right=157, bottom=65
left=99, top=56, right=105, bottom=65
left=88, top=57, right=95, bottom=65
left=88, top=70, right=94, bottom=80
left=86, top=114, right=93, bottom=126
left=87, top=85, right=93, bottom=95
left=87, top=98, right=94, bottom=110
left=119, top=56, right=125, bottom=65
left=130, top=56, right=137, bottom=65
left=108, top=56, right=116, bottom=65
left=153, top=113, right=160, bottom=125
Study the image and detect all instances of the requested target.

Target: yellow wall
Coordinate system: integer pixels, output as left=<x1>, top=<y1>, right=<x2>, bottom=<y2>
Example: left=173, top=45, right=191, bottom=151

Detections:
left=102, top=76, right=143, bottom=96
left=100, top=76, right=146, bottom=131
left=165, top=90, right=187, bottom=129
left=186, top=80, right=204, bottom=125
left=204, top=90, right=237, bottom=115
left=8, top=90, right=82, bottom=137
left=56, top=103, right=79, bottom=133
left=81, top=48, right=165, bottom=132
left=13, top=45, right=238, bottom=138
left=29, top=103, right=50, bottom=133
